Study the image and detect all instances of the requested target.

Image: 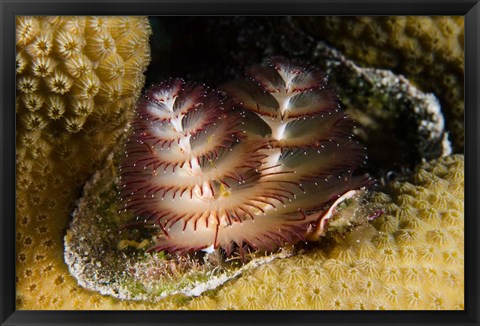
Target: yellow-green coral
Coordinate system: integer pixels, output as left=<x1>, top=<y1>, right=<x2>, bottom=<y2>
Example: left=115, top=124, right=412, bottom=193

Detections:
left=16, top=16, right=151, bottom=309
left=17, top=148, right=463, bottom=309
left=181, top=154, right=463, bottom=310
left=295, top=16, right=464, bottom=151
left=15, top=17, right=464, bottom=310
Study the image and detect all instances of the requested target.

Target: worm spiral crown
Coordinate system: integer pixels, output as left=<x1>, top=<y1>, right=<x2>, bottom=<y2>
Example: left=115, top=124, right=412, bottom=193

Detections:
left=120, top=58, right=369, bottom=256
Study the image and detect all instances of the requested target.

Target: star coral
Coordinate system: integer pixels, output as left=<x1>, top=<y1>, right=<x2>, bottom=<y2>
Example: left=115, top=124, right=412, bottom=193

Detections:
left=181, top=154, right=464, bottom=310
left=16, top=16, right=151, bottom=309
left=120, top=58, right=369, bottom=257
left=14, top=17, right=465, bottom=310
left=295, top=16, right=464, bottom=151
left=54, top=142, right=464, bottom=308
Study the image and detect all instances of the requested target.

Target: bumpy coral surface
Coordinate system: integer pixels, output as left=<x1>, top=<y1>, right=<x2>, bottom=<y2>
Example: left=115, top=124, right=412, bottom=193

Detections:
left=15, top=16, right=464, bottom=310
left=120, top=58, right=368, bottom=257
left=19, top=147, right=465, bottom=309
left=15, top=16, right=151, bottom=309
left=295, top=16, right=464, bottom=151
left=182, top=154, right=464, bottom=310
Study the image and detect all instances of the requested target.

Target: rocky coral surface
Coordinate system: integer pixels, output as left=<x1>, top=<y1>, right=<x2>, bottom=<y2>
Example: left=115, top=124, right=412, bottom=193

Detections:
left=64, top=148, right=464, bottom=309
left=295, top=16, right=464, bottom=151
left=311, top=42, right=451, bottom=174
left=183, top=154, right=464, bottom=310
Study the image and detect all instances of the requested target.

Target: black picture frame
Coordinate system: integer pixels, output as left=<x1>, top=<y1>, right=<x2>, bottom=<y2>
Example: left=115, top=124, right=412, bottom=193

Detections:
left=1, top=0, right=479, bottom=325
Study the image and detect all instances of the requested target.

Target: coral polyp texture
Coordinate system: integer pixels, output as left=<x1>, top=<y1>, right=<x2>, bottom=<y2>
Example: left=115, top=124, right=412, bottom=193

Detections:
left=15, top=16, right=465, bottom=311
left=295, top=16, right=464, bottom=151
left=182, top=154, right=464, bottom=310
left=120, top=58, right=368, bottom=257
left=63, top=151, right=464, bottom=309
left=15, top=16, right=151, bottom=309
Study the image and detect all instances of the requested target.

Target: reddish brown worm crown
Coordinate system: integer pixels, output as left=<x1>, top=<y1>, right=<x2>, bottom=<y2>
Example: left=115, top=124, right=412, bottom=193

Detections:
left=120, top=57, right=369, bottom=257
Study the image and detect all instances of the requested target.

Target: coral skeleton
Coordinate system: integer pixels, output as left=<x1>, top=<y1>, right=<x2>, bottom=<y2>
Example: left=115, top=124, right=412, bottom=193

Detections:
left=120, top=58, right=369, bottom=257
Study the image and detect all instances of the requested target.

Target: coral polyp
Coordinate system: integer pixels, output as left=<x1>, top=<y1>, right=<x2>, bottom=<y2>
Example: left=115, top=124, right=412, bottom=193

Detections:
left=120, top=58, right=369, bottom=257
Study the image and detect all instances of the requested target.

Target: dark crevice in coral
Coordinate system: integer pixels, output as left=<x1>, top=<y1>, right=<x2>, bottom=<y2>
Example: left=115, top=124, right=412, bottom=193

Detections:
left=144, top=17, right=452, bottom=179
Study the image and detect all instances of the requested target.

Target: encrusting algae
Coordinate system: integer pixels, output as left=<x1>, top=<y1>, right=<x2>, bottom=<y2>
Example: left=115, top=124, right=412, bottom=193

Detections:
left=15, top=16, right=152, bottom=309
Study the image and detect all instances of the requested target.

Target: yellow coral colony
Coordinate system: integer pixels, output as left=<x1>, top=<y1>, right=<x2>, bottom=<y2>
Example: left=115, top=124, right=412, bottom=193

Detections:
left=15, top=17, right=464, bottom=310
left=184, top=155, right=464, bottom=310
left=15, top=16, right=152, bottom=309
left=296, top=17, right=464, bottom=151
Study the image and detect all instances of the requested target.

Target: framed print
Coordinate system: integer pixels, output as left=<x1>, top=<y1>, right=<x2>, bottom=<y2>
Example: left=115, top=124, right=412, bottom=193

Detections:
left=1, top=0, right=479, bottom=325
